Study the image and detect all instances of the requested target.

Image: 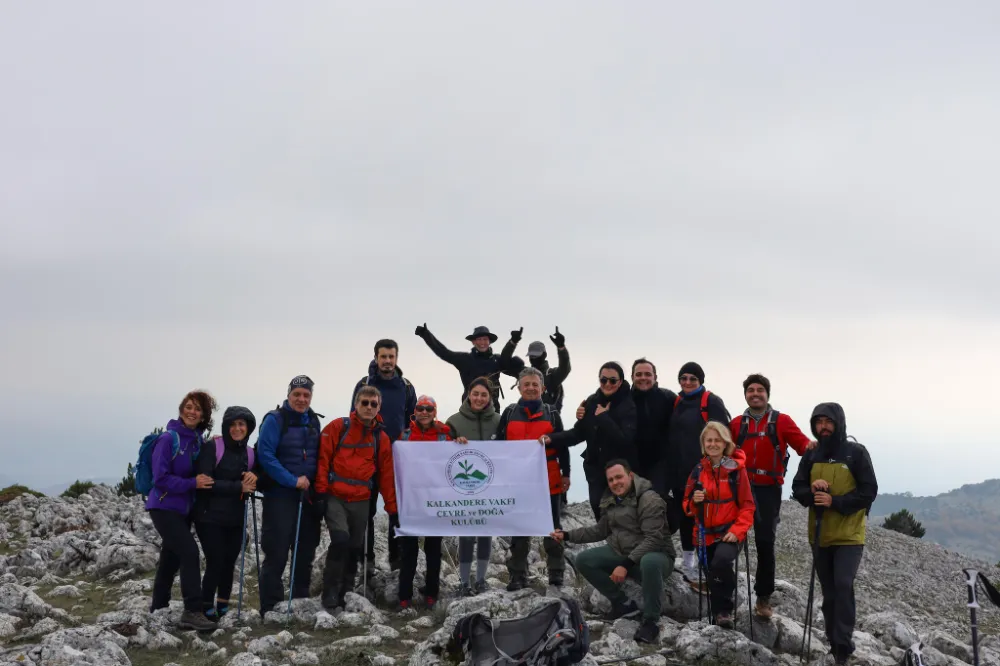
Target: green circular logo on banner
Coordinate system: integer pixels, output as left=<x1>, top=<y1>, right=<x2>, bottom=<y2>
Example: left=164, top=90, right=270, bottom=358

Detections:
left=446, top=449, right=495, bottom=495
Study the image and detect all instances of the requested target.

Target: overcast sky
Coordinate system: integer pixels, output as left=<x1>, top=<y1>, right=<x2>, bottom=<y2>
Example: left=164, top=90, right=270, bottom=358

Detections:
left=2, top=2, right=998, bottom=499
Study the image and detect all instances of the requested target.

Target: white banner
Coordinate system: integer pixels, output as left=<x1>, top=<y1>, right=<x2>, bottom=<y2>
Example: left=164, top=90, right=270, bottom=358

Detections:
left=393, top=440, right=554, bottom=537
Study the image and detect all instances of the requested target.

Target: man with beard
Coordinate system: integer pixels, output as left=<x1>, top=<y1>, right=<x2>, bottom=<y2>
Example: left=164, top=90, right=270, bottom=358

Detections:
left=729, top=374, right=812, bottom=619
left=415, top=324, right=524, bottom=411
left=792, top=403, right=878, bottom=666
left=351, top=339, right=417, bottom=570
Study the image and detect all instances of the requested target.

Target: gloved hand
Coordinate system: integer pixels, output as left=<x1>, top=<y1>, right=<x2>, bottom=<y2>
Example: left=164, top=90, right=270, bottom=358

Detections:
left=389, top=513, right=400, bottom=530
left=550, top=326, right=565, bottom=348
left=414, top=323, right=429, bottom=338
left=510, top=327, right=523, bottom=343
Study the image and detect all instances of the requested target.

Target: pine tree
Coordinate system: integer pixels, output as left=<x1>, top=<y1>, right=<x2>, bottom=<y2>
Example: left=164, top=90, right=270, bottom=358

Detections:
left=882, top=508, right=926, bottom=538
left=115, top=463, right=137, bottom=497
left=61, top=480, right=96, bottom=499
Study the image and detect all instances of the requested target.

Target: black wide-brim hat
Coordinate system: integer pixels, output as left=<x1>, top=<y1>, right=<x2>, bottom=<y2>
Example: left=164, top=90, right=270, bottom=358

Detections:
left=465, top=325, right=498, bottom=343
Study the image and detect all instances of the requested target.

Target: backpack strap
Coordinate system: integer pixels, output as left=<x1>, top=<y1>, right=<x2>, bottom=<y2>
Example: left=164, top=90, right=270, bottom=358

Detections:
left=674, top=391, right=711, bottom=422
left=329, top=417, right=379, bottom=490
left=738, top=410, right=787, bottom=479
left=214, top=436, right=225, bottom=466
left=167, top=430, right=182, bottom=459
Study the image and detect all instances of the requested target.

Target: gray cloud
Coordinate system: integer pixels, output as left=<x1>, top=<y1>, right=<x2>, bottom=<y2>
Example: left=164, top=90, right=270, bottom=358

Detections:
left=2, top=2, right=998, bottom=494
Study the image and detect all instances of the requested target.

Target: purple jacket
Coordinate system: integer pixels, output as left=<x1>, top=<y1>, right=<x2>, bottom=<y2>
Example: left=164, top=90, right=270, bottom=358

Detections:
left=144, top=419, right=203, bottom=515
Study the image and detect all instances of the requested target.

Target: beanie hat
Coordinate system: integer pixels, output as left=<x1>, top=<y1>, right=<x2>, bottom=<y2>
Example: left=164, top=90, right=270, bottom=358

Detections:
left=678, top=362, right=705, bottom=384
left=743, top=374, right=770, bottom=396
left=288, top=375, right=314, bottom=395
left=527, top=341, right=547, bottom=358
left=415, top=395, right=437, bottom=410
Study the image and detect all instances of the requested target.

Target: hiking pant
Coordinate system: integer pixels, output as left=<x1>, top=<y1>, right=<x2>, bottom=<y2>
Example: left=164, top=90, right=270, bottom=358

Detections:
left=321, top=495, right=368, bottom=608
left=750, top=484, right=782, bottom=598
left=194, top=520, right=243, bottom=612
left=259, top=493, right=323, bottom=613
left=672, top=480, right=695, bottom=550
left=576, top=545, right=673, bottom=622
left=149, top=510, right=201, bottom=613
left=705, top=541, right=739, bottom=615
left=816, top=545, right=863, bottom=659
left=583, top=464, right=605, bottom=520
left=507, top=494, right=564, bottom=580
left=367, top=483, right=398, bottom=564
left=458, top=537, right=492, bottom=584
left=647, top=459, right=677, bottom=533
left=399, top=536, right=442, bottom=602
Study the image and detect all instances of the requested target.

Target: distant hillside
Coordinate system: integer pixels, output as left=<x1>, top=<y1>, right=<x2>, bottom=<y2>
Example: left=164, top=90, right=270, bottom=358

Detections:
left=871, top=478, right=1000, bottom=563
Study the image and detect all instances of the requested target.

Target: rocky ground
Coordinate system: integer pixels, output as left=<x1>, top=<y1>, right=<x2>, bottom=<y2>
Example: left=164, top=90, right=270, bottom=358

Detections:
left=1, top=486, right=999, bottom=666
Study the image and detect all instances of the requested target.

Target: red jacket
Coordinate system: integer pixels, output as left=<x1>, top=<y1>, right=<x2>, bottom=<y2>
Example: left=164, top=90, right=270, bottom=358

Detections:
left=729, top=408, right=811, bottom=486
left=399, top=420, right=454, bottom=442
left=498, top=403, right=564, bottom=496
left=316, top=413, right=396, bottom=514
left=682, top=454, right=755, bottom=546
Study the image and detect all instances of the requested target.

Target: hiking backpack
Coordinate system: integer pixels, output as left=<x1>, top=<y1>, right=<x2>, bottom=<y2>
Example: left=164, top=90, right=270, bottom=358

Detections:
left=212, top=436, right=255, bottom=469
left=674, top=390, right=712, bottom=423
left=325, top=417, right=384, bottom=490
left=736, top=410, right=790, bottom=479
left=134, top=428, right=184, bottom=498
left=451, top=597, right=590, bottom=666
left=252, top=405, right=323, bottom=491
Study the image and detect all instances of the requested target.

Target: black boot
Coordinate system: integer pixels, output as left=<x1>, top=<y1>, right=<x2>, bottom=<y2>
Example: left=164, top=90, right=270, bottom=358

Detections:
left=342, top=549, right=362, bottom=606
left=322, top=550, right=346, bottom=610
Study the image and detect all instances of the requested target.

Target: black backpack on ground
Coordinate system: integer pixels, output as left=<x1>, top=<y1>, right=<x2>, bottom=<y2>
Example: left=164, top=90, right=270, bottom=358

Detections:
left=450, top=597, right=590, bottom=666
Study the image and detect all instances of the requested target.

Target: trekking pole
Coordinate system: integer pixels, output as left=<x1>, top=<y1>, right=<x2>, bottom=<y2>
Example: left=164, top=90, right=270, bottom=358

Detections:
left=252, top=493, right=261, bottom=575
left=800, top=508, right=824, bottom=663
left=963, top=568, right=981, bottom=666
left=744, top=540, right=754, bottom=641
left=363, top=520, right=370, bottom=600
left=287, top=490, right=305, bottom=616
left=733, top=538, right=740, bottom=629
left=237, top=499, right=249, bottom=621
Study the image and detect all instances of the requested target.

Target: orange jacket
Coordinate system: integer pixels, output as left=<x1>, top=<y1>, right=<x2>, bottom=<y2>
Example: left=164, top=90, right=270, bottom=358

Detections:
left=682, top=453, right=755, bottom=546
left=399, top=420, right=454, bottom=442
left=316, top=413, right=396, bottom=514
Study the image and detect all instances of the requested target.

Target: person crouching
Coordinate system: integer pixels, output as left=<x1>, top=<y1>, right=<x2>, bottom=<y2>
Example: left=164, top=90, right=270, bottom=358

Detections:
left=682, top=422, right=755, bottom=628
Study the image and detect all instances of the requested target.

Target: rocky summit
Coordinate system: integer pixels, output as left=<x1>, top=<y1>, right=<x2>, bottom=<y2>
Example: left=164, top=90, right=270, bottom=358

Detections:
left=1, top=486, right=999, bottom=666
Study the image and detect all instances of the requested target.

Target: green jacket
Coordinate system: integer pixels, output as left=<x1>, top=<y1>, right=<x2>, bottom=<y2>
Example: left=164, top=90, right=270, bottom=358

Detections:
left=792, top=402, right=878, bottom=547
left=445, top=400, right=501, bottom=442
left=565, top=475, right=675, bottom=565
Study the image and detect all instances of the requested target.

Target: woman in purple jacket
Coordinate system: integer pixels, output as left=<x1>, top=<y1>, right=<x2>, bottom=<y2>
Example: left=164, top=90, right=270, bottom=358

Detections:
left=146, top=389, right=217, bottom=631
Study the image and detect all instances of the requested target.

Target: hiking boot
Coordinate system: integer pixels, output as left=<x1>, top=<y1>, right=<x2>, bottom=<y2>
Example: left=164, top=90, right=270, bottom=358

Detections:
left=754, top=596, right=773, bottom=619
left=203, top=608, right=219, bottom=623
left=716, top=612, right=734, bottom=629
left=634, top=619, right=659, bottom=644
left=425, top=596, right=437, bottom=610
left=506, top=575, right=527, bottom=592
left=606, top=600, right=640, bottom=621
left=178, top=610, right=217, bottom=632
left=458, top=582, right=474, bottom=597
left=473, top=580, right=489, bottom=595
left=396, top=599, right=412, bottom=613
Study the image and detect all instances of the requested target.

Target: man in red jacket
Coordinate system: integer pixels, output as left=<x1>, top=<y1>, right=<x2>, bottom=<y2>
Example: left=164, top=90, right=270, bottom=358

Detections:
left=315, top=386, right=397, bottom=612
left=729, top=374, right=812, bottom=619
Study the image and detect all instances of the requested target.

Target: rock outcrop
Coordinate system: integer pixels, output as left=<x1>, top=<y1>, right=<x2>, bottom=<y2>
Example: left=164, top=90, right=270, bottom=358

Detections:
left=0, top=484, right=998, bottom=666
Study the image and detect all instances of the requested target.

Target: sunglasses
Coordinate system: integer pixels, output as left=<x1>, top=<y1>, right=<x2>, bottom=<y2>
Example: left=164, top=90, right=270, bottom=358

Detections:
left=599, top=376, right=620, bottom=385
left=414, top=406, right=435, bottom=413
left=358, top=399, right=380, bottom=408
left=679, top=375, right=700, bottom=382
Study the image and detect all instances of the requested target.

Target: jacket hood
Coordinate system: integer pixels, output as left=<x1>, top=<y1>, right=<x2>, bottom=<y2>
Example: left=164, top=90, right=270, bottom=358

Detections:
left=601, top=473, right=653, bottom=508
left=810, top=402, right=847, bottom=444
left=459, top=398, right=498, bottom=420
left=631, top=474, right=653, bottom=496
left=221, top=406, right=257, bottom=447
left=366, top=359, right=406, bottom=383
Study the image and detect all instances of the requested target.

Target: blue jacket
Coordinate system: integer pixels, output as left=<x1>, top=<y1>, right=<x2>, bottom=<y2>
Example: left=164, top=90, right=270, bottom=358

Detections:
left=256, top=401, right=322, bottom=498
left=144, top=419, right=203, bottom=515
left=351, top=361, right=416, bottom=442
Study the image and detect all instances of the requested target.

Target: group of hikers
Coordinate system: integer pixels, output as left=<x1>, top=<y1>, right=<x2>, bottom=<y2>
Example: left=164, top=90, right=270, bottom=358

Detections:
left=141, top=324, right=878, bottom=666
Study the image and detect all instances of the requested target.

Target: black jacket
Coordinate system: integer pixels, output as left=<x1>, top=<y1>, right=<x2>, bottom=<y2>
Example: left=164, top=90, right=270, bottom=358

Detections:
left=500, top=342, right=571, bottom=414
left=551, top=382, right=638, bottom=470
left=632, top=384, right=677, bottom=470
left=194, top=406, right=256, bottom=528
left=666, top=388, right=730, bottom=489
left=418, top=330, right=524, bottom=410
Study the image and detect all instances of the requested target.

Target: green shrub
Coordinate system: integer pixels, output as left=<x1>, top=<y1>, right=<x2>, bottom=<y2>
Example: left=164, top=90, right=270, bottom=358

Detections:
left=116, top=463, right=137, bottom=497
left=61, top=480, right=96, bottom=499
left=882, top=508, right=926, bottom=538
left=0, top=484, right=45, bottom=505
